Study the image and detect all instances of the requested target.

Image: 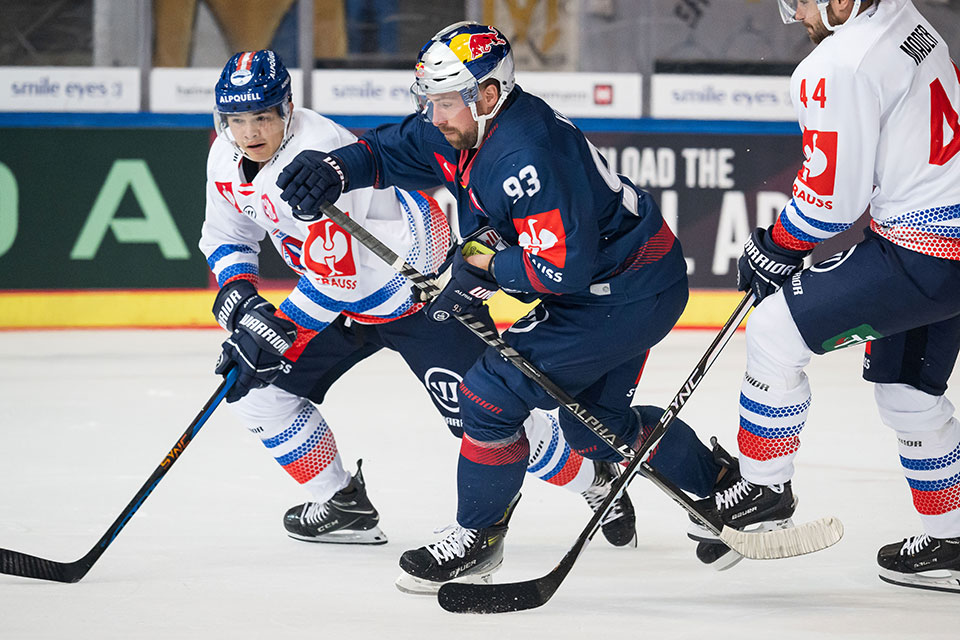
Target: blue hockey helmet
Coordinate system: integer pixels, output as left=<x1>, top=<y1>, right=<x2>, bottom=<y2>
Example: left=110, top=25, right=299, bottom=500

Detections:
left=215, top=50, right=292, bottom=114
left=411, top=22, right=515, bottom=147
left=214, top=50, right=294, bottom=158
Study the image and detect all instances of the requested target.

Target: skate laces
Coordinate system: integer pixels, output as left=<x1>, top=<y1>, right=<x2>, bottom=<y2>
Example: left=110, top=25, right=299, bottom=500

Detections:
left=901, top=534, right=932, bottom=556
left=425, top=525, right=478, bottom=563
left=300, top=501, right=330, bottom=525
left=714, top=478, right=754, bottom=511
left=714, top=479, right=786, bottom=511
left=582, top=477, right=625, bottom=525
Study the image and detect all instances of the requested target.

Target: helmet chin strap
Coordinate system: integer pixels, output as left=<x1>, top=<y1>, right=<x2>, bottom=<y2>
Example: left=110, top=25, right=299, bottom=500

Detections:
left=819, top=0, right=862, bottom=32
left=469, top=89, right=509, bottom=149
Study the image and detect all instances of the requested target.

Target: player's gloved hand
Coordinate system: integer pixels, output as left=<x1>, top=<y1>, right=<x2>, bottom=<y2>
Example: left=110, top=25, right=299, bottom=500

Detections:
left=413, top=226, right=506, bottom=304
left=214, top=298, right=298, bottom=403
left=212, top=279, right=259, bottom=331
left=737, top=226, right=810, bottom=304
left=425, top=249, right=499, bottom=322
left=276, top=150, right=347, bottom=221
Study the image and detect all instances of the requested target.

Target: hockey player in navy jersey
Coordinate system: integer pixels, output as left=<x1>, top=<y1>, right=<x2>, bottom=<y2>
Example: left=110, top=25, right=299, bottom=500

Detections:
left=277, top=23, right=739, bottom=593
left=687, top=0, right=960, bottom=592
left=201, top=49, right=648, bottom=552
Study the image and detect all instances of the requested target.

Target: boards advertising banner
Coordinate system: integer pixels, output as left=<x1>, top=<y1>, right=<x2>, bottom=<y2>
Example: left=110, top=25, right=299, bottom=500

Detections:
left=0, top=128, right=212, bottom=290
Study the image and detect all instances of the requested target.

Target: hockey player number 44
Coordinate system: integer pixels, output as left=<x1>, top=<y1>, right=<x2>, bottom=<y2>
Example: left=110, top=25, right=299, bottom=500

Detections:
left=929, top=63, right=960, bottom=166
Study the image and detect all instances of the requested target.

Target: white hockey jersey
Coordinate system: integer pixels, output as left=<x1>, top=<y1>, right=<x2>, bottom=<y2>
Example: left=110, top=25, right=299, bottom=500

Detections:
left=200, top=108, right=451, bottom=342
left=775, top=0, right=960, bottom=260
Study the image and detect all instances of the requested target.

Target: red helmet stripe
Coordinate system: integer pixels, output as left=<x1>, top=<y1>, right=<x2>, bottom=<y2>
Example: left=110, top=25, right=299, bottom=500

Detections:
left=236, top=51, right=254, bottom=71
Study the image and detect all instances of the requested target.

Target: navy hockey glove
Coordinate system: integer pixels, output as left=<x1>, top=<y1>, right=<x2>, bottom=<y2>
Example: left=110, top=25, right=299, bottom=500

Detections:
left=413, top=226, right=506, bottom=304
left=276, top=150, right=346, bottom=221
left=214, top=298, right=297, bottom=403
left=425, top=249, right=499, bottom=323
left=737, top=226, right=809, bottom=304
left=212, top=279, right=259, bottom=331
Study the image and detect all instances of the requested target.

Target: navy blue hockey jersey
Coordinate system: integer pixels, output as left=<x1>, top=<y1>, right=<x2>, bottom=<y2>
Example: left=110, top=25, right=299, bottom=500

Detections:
left=335, top=86, right=687, bottom=304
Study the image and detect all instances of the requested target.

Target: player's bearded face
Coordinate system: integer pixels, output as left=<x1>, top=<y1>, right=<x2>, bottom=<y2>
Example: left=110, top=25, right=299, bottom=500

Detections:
left=796, top=0, right=837, bottom=44
left=226, top=109, right=286, bottom=162
left=427, top=91, right=479, bottom=150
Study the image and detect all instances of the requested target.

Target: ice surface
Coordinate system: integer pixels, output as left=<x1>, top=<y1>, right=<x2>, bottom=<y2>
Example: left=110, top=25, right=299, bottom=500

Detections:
left=0, top=328, right=957, bottom=639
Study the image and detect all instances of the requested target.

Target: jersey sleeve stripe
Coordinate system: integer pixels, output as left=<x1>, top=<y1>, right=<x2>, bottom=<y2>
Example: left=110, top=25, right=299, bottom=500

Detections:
left=217, top=263, right=259, bottom=287
left=788, top=199, right=854, bottom=234
left=206, top=243, right=257, bottom=269
left=777, top=206, right=828, bottom=244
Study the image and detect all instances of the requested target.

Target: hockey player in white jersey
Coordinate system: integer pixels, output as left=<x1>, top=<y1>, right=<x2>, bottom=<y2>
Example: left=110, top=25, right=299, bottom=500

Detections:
left=690, top=1, right=960, bottom=592
left=200, top=50, right=639, bottom=550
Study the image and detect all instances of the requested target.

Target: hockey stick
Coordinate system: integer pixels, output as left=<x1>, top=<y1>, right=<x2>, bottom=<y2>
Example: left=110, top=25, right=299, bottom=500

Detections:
left=0, top=368, right=237, bottom=583
left=437, top=294, right=843, bottom=613
left=316, top=203, right=842, bottom=605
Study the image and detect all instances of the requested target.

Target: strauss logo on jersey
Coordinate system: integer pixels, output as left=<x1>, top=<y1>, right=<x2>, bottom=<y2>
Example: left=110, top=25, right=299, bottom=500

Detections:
left=513, top=209, right=567, bottom=283
left=304, top=218, right=358, bottom=288
left=796, top=129, right=838, bottom=204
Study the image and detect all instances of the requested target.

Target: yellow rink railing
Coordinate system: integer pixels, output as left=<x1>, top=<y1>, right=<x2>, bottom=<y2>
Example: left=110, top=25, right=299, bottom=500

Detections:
left=0, top=288, right=745, bottom=330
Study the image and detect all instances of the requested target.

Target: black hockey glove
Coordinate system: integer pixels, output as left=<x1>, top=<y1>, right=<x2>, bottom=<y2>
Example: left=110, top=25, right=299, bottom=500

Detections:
left=276, top=150, right=347, bottom=221
left=425, top=249, right=499, bottom=323
left=214, top=298, right=298, bottom=403
left=737, top=226, right=810, bottom=304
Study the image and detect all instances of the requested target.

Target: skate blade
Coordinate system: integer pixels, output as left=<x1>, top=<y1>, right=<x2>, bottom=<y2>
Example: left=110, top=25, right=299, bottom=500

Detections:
left=394, top=570, right=494, bottom=596
left=287, top=525, right=388, bottom=545
left=878, top=568, right=960, bottom=594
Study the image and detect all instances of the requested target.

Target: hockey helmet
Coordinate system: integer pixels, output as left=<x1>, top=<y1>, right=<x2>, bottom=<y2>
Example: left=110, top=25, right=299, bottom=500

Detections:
left=214, top=50, right=293, bottom=155
left=410, top=22, right=515, bottom=146
left=777, top=0, right=862, bottom=32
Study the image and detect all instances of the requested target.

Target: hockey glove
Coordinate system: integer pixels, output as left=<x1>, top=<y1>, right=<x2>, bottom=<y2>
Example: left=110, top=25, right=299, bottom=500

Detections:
left=212, top=279, right=259, bottom=331
left=737, top=226, right=809, bottom=304
left=413, top=226, right=507, bottom=304
left=425, top=249, right=499, bottom=323
left=276, top=150, right=347, bottom=221
left=215, top=298, right=298, bottom=403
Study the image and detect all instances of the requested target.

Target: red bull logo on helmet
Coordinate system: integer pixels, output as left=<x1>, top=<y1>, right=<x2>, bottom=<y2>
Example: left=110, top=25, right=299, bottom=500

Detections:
left=447, top=29, right=506, bottom=62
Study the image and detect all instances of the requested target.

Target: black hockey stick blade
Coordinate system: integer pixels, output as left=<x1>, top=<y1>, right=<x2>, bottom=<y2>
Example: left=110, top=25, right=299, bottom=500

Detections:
left=439, top=564, right=569, bottom=614
left=0, top=548, right=89, bottom=584
left=0, top=370, right=235, bottom=583
left=438, top=520, right=595, bottom=614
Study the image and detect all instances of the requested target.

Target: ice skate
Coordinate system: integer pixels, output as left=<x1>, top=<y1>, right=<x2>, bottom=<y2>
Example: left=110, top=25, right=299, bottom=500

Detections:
left=877, top=534, right=960, bottom=593
left=581, top=460, right=637, bottom=547
left=394, top=494, right=521, bottom=595
left=283, top=460, right=387, bottom=545
left=688, top=439, right=796, bottom=571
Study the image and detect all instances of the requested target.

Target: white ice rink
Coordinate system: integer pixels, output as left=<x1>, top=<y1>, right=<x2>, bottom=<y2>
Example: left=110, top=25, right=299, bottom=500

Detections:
left=1, top=327, right=957, bottom=639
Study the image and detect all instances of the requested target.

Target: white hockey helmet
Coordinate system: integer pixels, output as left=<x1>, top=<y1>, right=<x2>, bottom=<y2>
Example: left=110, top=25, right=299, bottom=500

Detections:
left=411, top=22, right=515, bottom=147
left=777, top=0, right=863, bottom=32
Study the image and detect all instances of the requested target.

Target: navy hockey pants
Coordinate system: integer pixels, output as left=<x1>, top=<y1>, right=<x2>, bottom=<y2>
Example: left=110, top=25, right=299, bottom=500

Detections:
left=455, top=276, right=720, bottom=528
left=271, top=308, right=490, bottom=437
left=784, top=229, right=960, bottom=392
